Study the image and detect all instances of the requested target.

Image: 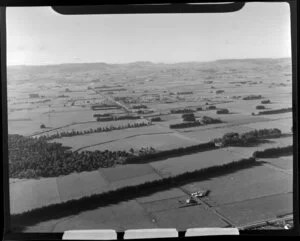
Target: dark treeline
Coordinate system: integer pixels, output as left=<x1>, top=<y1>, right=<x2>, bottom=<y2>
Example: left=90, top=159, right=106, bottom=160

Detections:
left=170, top=121, right=202, bottom=129
left=126, top=142, right=216, bottom=164
left=214, top=128, right=282, bottom=147
left=11, top=156, right=257, bottom=223
left=257, top=107, right=292, bottom=115
left=38, top=122, right=150, bottom=141
left=93, top=113, right=111, bottom=118
left=216, top=108, right=230, bottom=114
left=253, top=145, right=293, bottom=158
left=243, top=95, right=262, bottom=100
left=97, top=115, right=141, bottom=122
left=132, top=104, right=148, bottom=109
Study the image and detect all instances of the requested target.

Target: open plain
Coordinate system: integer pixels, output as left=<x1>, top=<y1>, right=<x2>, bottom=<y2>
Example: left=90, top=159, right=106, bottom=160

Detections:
left=8, top=58, right=294, bottom=231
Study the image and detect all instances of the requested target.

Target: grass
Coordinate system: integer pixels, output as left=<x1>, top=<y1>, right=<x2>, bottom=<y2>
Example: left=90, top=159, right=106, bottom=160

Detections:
left=11, top=156, right=259, bottom=230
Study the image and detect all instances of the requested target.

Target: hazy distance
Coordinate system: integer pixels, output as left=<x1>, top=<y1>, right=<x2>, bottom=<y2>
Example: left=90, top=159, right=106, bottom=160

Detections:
left=7, top=2, right=291, bottom=66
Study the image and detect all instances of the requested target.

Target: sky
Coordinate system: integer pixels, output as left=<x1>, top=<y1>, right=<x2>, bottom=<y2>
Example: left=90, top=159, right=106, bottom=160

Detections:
left=6, top=2, right=291, bottom=66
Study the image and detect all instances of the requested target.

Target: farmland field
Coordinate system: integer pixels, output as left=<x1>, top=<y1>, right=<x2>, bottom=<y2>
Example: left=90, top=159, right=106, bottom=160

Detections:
left=180, top=163, right=292, bottom=207
left=215, top=193, right=293, bottom=226
left=8, top=57, right=294, bottom=231
left=85, top=132, right=198, bottom=152
left=149, top=148, right=244, bottom=177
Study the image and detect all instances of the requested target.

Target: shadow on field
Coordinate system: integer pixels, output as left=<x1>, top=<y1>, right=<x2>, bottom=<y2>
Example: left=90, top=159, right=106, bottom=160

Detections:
left=11, top=158, right=265, bottom=231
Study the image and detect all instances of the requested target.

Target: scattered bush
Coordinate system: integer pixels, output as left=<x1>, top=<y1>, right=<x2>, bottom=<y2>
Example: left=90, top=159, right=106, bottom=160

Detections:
left=261, top=99, right=271, bottom=104
left=196, top=107, right=203, bottom=111
left=40, top=124, right=46, bottom=129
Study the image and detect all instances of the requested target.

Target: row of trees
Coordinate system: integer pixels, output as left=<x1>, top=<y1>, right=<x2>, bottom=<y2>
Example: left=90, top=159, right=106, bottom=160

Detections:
left=96, top=115, right=141, bottom=122
left=253, top=145, right=293, bottom=158
left=257, top=107, right=292, bottom=115
left=213, top=128, right=282, bottom=147
left=38, top=122, right=151, bottom=141
left=170, top=121, right=202, bottom=129
left=126, top=142, right=215, bottom=164
left=132, top=104, right=148, bottom=109
left=243, top=95, right=263, bottom=100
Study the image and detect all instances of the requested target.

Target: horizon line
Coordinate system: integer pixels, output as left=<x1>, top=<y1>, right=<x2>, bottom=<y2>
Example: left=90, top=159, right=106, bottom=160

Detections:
left=7, top=56, right=292, bottom=68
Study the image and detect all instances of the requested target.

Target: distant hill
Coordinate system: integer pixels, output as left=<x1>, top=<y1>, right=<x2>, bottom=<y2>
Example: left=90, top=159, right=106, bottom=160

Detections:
left=7, top=58, right=292, bottom=84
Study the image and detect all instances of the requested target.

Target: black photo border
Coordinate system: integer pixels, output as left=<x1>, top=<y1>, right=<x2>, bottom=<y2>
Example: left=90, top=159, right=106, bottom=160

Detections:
left=1, top=0, right=298, bottom=239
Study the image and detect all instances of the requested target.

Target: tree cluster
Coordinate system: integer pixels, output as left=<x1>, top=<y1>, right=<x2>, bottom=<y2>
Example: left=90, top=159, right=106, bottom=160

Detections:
left=151, top=117, right=162, bottom=122
left=213, top=128, right=282, bottom=147
left=8, top=134, right=155, bottom=179
left=256, top=105, right=266, bottom=110
left=182, top=113, right=196, bottom=122
left=216, top=108, right=229, bottom=114
left=261, top=99, right=271, bottom=104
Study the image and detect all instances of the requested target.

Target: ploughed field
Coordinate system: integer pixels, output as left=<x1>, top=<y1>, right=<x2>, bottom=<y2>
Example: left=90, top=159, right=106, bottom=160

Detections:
left=8, top=58, right=294, bottom=231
